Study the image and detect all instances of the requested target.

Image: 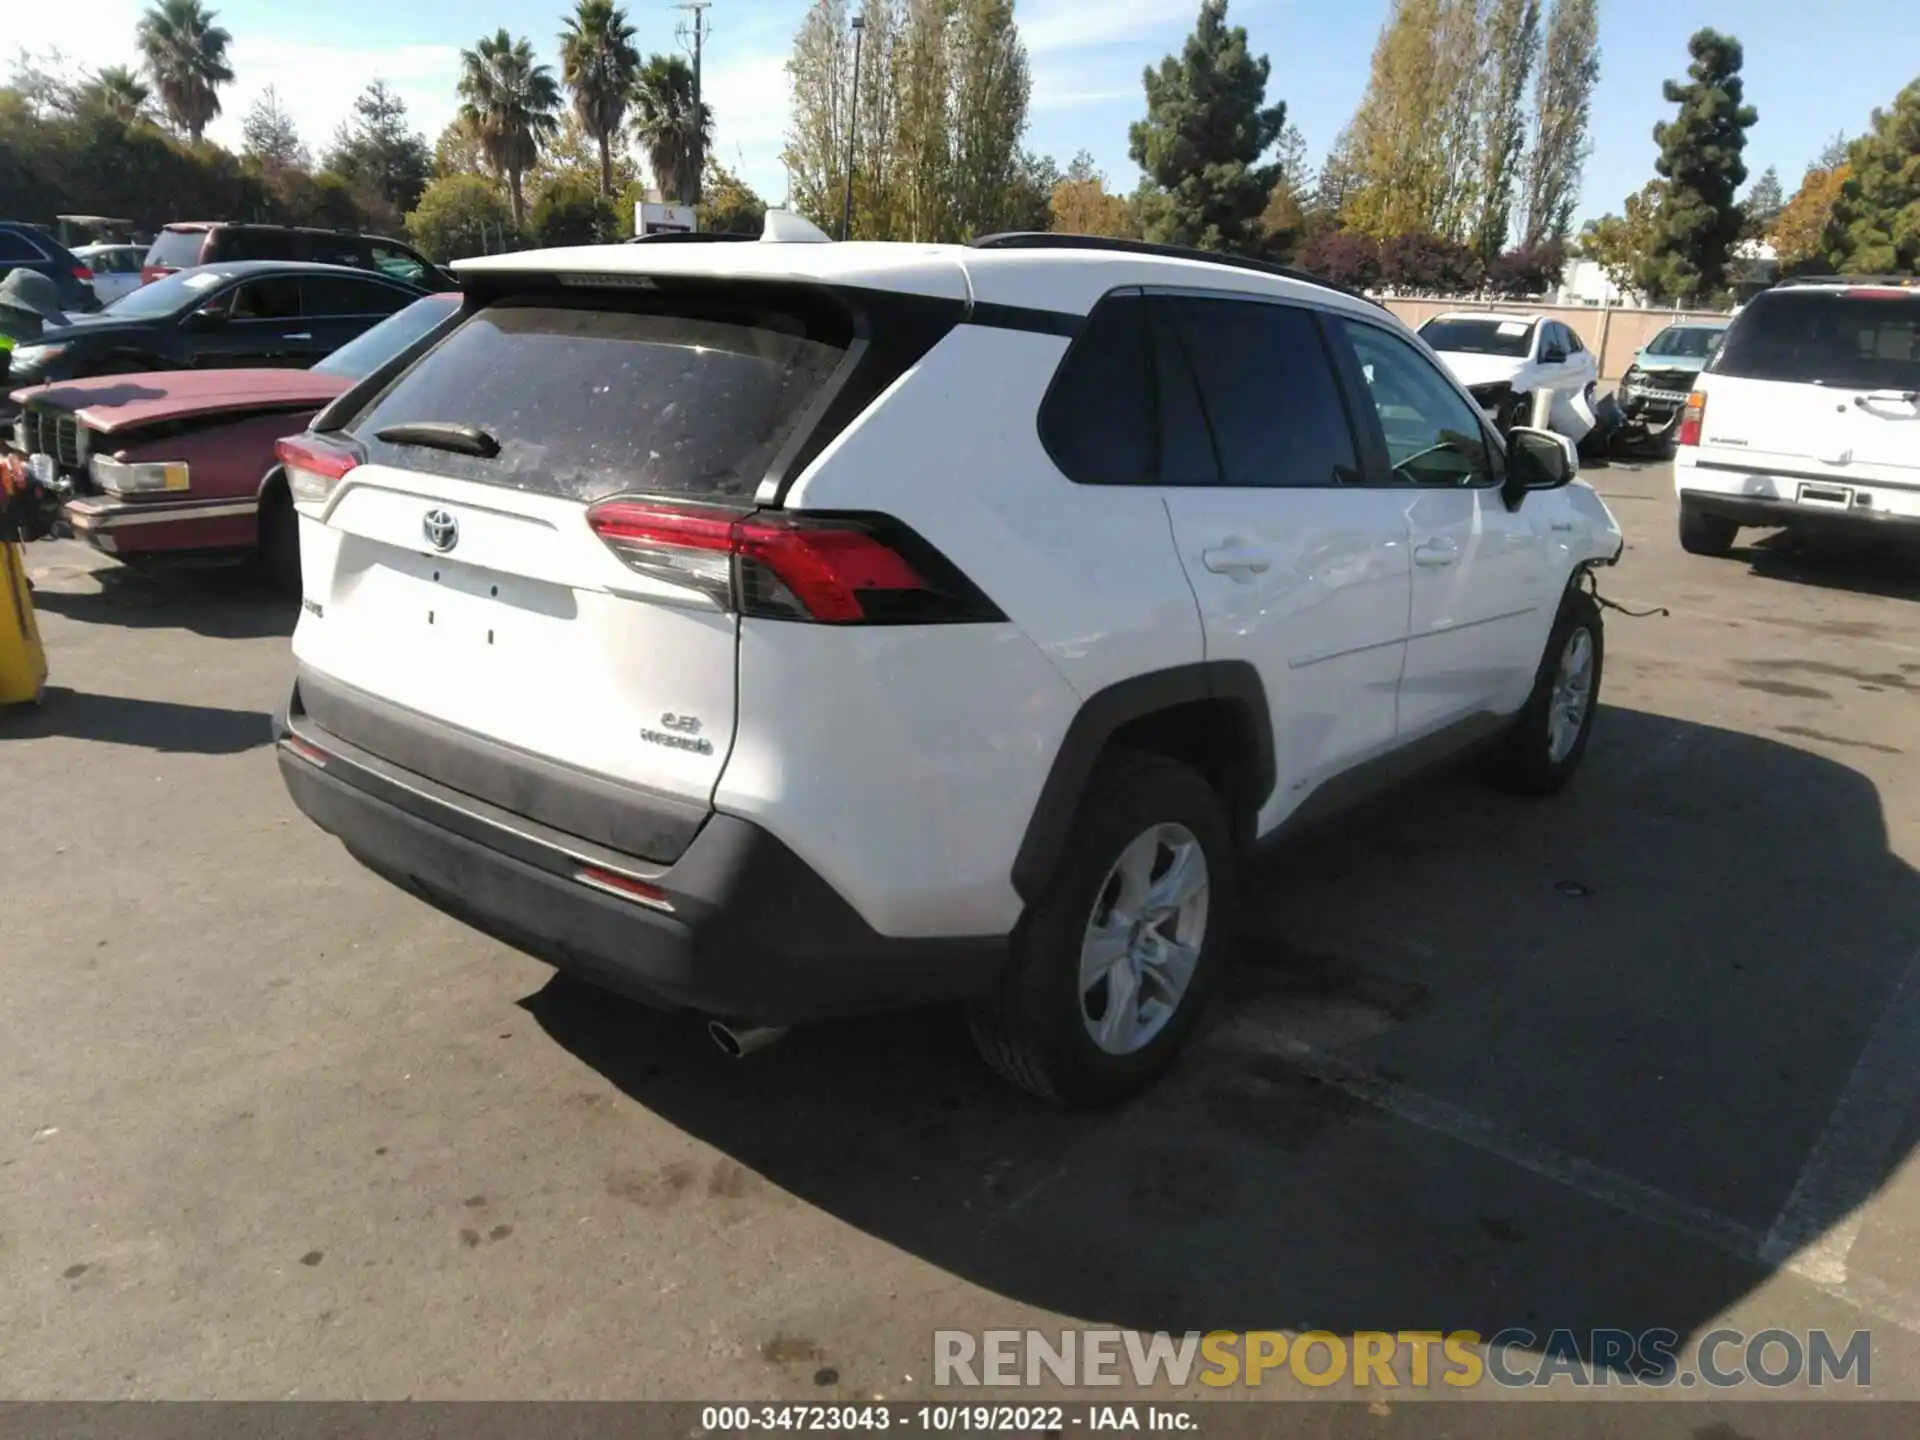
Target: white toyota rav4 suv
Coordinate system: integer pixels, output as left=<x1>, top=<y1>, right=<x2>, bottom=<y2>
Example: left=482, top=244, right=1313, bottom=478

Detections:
left=273, top=228, right=1624, bottom=1104
left=1676, top=277, right=1920, bottom=555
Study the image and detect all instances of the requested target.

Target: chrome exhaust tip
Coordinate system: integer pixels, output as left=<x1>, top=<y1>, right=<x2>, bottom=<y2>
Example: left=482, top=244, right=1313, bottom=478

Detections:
left=708, top=1021, right=789, bottom=1059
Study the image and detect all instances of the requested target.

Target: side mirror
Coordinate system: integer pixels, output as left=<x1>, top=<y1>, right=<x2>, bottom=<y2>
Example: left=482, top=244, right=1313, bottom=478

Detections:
left=1502, top=426, right=1576, bottom=509
left=184, top=307, right=227, bottom=332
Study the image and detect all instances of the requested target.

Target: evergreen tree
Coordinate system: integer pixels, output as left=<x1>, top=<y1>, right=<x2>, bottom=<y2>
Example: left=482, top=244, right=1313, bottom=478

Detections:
left=1823, top=78, right=1920, bottom=274
left=325, top=81, right=432, bottom=214
left=1741, top=165, right=1783, bottom=242
left=1641, top=29, right=1757, bottom=304
left=1127, top=0, right=1285, bottom=252
left=241, top=85, right=307, bottom=170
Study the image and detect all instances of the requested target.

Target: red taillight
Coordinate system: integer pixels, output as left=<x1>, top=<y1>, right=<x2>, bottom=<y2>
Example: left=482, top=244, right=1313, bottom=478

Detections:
left=276, top=434, right=362, bottom=505
left=1677, top=390, right=1707, bottom=448
left=586, top=500, right=999, bottom=625
left=71, top=264, right=93, bottom=282
left=282, top=735, right=330, bottom=768
left=140, top=265, right=172, bottom=285
left=1843, top=287, right=1914, bottom=299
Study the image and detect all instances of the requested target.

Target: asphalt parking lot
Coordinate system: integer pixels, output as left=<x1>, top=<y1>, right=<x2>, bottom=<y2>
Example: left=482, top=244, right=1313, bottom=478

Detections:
left=5, top=458, right=1920, bottom=1407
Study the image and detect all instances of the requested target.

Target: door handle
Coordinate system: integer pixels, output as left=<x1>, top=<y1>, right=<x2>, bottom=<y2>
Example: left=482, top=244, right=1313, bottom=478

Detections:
left=1413, top=539, right=1460, bottom=567
left=1202, top=545, right=1271, bottom=576
left=282, top=332, right=313, bottom=341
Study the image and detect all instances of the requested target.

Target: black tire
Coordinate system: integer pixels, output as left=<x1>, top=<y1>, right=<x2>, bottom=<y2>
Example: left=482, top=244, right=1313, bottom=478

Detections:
left=259, top=481, right=301, bottom=595
left=969, top=752, right=1234, bottom=1107
left=1489, top=585, right=1604, bottom=797
left=1678, top=500, right=1738, bottom=557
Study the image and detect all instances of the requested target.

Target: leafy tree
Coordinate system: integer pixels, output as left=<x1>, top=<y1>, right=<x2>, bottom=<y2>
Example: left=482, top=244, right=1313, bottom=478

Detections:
left=1642, top=29, right=1757, bottom=304
left=530, top=174, right=614, bottom=245
left=1471, top=0, right=1542, bottom=258
left=1001, top=151, right=1057, bottom=234
left=702, top=160, right=767, bottom=233
left=1378, top=231, right=1484, bottom=293
left=894, top=0, right=955, bottom=241
left=1484, top=239, right=1567, bottom=297
left=1816, top=130, right=1852, bottom=170
left=407, top=173, right=515, bottom=261
left=458, top=29, right=561, bottom=229
left=241, top=85, right=307, bottom=170
left=528, top=111, right=640, bottom=197
left=136, top=0, right=234, bottom=143
left=85, top=66, right=153, bottom=126
left=1297, top=229, right=1381, bottom=289
left=630, top=55, right=712, bottom=207
left=1741, top=165, right=1783, bottom=243
left=1518, top=0, right=1600, bottom=246
left=1050, top=152, right=1135, bottom=237
left=781, top=0, right=858, bottom=233
left=1273, top=119, right=1312, bottom=198
left=1128, top=0, right=1285, bottom=253
left=1771, top=163, right=1848, bottom=268
left=948, top=0, right=1032, bottom=237
left=432, top=118, right=489, bottom=179
left=1578, top=180, right=1664, bottom=295
left=559, top=0, right=640, bottom=197
left=323, top=81, right=430, bottom=213
left=1824, top=78, right=1920, bottom=274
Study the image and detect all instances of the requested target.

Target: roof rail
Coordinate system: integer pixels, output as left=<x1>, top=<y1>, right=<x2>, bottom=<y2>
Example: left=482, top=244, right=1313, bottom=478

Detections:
left=1774, top=274, right=1918, bottom=289
left=968, top=232, right=1383, bottom=308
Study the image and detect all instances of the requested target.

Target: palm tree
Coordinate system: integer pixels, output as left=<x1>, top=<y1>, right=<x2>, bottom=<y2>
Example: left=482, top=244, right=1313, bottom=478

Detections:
left=559, top=0, right=640, bottom=199
left=458, top=28, right=562, bottom=230
left=135, top=0, right=234, bottom=143
left=629, top=55, right=713, bottom=207
left=91, top=65, right=152, bottom=124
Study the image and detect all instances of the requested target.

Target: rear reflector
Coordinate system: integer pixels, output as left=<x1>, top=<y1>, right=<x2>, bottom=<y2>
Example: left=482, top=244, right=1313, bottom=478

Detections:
left=282, top=735, right=330, bottom=768
left=586, top=500, right=1002, bottom=625
left=276, top=434, right=363, bottom=505
left=575, top=866, right=675, bottom=912
left=1843, top=288, right=1915, bottom=300
left=1677, top=390, right=1707, bottom=448
left=71, top=264, right=93, bottom=282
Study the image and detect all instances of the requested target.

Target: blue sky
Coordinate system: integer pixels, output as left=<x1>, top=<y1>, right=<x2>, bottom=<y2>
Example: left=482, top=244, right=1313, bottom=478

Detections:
left=20, top=0, right=1915, bottom=228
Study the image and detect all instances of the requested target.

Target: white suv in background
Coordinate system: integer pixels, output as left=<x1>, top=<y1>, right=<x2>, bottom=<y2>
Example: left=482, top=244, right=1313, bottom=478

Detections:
left=273, top=228, right=1624, bottom=1104
left=1418, top=311, right=1601, bottom=432
left=1676, top=277, right=1920, bottom=555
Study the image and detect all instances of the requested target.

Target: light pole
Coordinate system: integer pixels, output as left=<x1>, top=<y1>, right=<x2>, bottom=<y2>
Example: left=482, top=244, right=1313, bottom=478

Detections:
left=841, top=9, right=866, bottom=242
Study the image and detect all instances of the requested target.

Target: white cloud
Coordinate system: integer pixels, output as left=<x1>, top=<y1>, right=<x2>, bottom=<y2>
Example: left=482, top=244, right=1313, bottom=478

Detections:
left=1021, top=0, right=1200, bottom=56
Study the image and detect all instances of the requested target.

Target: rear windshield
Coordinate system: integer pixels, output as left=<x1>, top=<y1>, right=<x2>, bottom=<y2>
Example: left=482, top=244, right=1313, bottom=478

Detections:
left=1418, top=317, right=1535, bottom=358
left=1645, top=325, right=1724, bottom=359
left=1714, top=291, right=1920, bottom=389
left=145, top=229, right=207, bottom=270
left=349, top=291, right=851, bottom=502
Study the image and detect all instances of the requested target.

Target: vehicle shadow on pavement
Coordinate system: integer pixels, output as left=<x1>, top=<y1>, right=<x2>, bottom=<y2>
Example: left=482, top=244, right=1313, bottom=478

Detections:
left=525, top=704, right=1920, bottom=1369
left=29, top=562, right=296, bottom=640
left=1735, top=533, right=1920, bottom=604
left=7, top=686, right=274, bottom=753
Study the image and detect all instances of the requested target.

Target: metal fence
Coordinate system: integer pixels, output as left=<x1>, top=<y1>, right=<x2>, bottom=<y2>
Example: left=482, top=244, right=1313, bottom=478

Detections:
left=1380, top=297, right=1730, bottom=381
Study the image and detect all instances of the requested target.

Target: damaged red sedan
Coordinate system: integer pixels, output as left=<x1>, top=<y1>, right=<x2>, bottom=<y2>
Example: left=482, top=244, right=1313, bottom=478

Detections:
left=5, top=293, right=458, bottom=588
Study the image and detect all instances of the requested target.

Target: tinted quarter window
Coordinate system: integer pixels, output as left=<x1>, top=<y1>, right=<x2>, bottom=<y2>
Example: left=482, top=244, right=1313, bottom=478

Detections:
left=1039, top=292, right=1155, bottom=485
left=1160, top=296, right=1358, bottom=488
left=0, top=230, right=45, bottom=261
left=1340, top=318, right=1496, bottom=486
left=303, top=276, right=409, bottom=316
left=1714, top=290, right=1920, bottom=390
left=368, top=242, right=432, bottom=286
left=352, top=292, right=851, bottom=503
left=221, top=230, right=299, bottom=262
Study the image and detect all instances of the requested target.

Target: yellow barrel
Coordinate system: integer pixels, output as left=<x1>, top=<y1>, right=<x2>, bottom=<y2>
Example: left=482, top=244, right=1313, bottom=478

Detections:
left=0, top=539, right=48, bottom=707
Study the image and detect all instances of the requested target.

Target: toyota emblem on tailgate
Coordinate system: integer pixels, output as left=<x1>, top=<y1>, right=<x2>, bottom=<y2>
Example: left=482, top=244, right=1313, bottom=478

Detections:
left=422, top=508, right=459, bottom=552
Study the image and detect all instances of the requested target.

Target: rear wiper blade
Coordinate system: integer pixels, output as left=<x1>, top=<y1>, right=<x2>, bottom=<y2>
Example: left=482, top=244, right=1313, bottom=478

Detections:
left=374, top=421, right=501, bottom=458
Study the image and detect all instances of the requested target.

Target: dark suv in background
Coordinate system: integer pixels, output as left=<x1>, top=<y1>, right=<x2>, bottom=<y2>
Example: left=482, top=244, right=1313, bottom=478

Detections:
left=142, top=224, right=454, bottom=290
left=0, top=222, right=102, bottom=313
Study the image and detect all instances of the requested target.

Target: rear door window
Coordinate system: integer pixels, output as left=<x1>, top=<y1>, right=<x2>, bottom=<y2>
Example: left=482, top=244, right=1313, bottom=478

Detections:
left=217, top=229, right=298, bottom=262
left=226, top=277, right=303, bottom=321
left=349, top=291, right=853, bottom=503
left=1158, top=295, right=1359, bottom=488
left=302, top=276, right=410, bottom=317
left=1715, top=290, right=1920, bottom=390
left=145, top=229, right=206, bottom=269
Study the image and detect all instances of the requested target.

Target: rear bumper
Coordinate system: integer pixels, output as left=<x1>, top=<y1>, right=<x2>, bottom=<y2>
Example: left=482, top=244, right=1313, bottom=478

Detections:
left=275, top=697, right=1007, bottom=1025
left=1679, top=488, right=1920, bottom=535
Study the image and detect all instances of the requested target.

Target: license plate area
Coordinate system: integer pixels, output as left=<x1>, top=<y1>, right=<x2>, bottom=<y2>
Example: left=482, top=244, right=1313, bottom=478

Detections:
left=376, top=549, right=578, bottom=653
left=1796, top=482, right=1854, bottom=510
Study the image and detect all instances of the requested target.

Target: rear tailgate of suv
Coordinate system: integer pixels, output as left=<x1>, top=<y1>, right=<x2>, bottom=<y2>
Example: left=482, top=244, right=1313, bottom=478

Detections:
left=284, top=282, right=859, bottom=862
left=1688, top=286, right=1920, bottom=508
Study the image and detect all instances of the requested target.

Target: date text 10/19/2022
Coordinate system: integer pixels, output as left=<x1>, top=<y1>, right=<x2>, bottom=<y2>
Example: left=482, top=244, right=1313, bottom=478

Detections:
left=700, top=1407, right=1194, bottom=1432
